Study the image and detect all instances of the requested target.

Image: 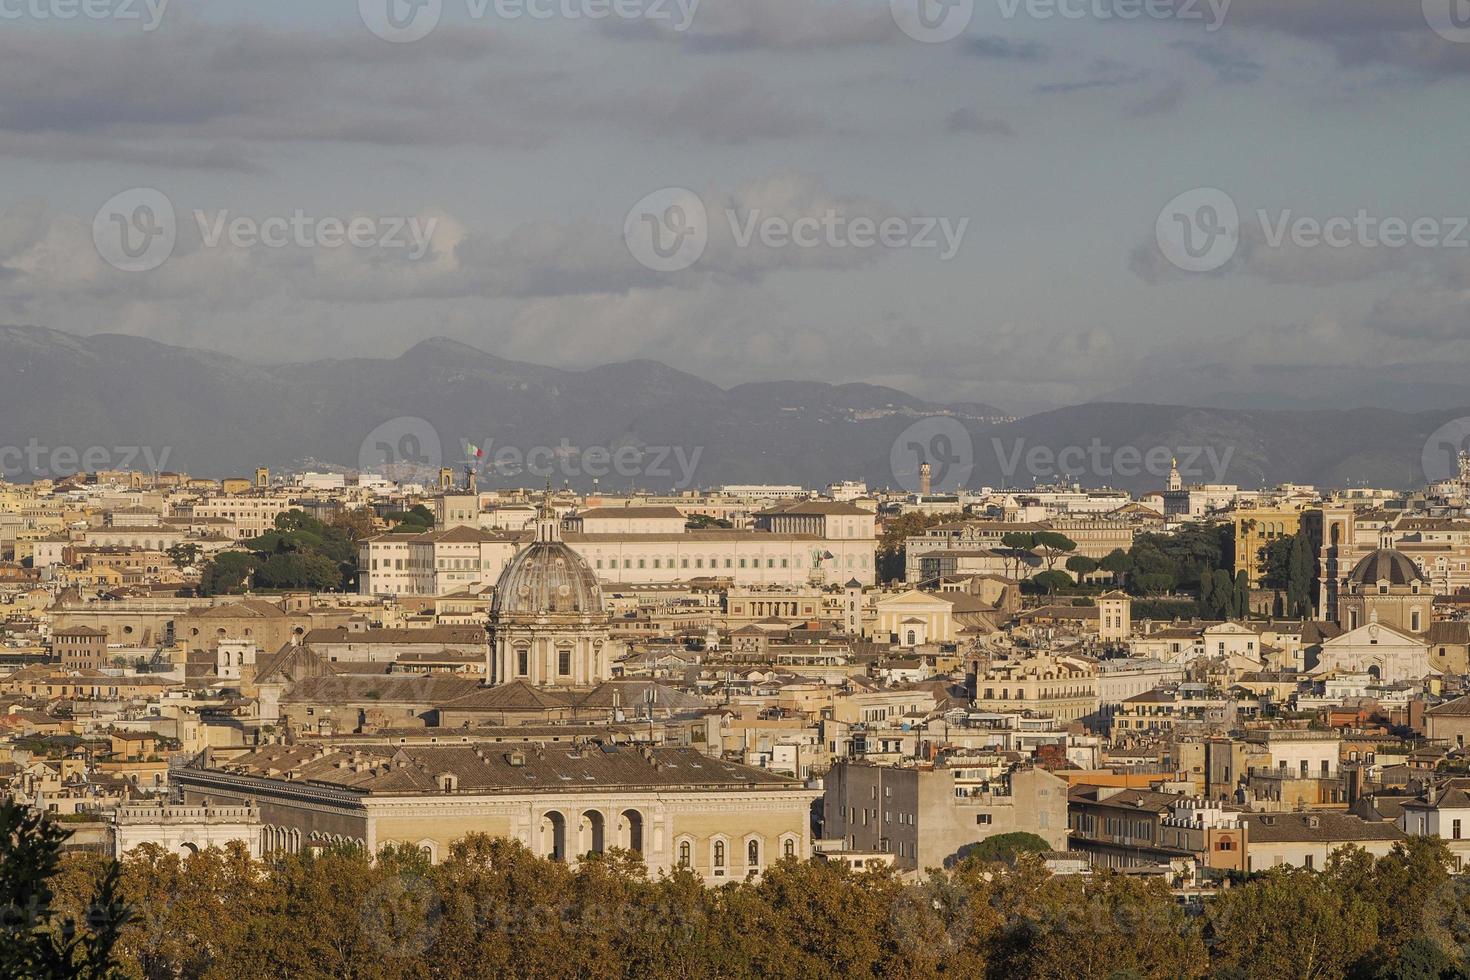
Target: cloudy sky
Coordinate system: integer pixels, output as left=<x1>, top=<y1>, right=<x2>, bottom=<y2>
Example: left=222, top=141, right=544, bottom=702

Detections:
left=2, top=0, right=1469, bottom=416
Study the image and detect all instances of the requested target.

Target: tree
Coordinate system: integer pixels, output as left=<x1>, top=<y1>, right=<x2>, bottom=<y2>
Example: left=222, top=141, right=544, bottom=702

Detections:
left=0, top=801, right=130, bottom=979
left=1209, top=867, right=1379, bottom=980
left=1030, top=571, right=1073, bottom=595
left=1100, top=548, right=1133, bottom=587
left=198, top=551, right=255, bottom=596
left=1000, top=531, right=1037, bottom=581
left=165, top=542, right=200, bottom=570
left=1031, top=531, right=1077, bottom=572
left=964, top=832, right=1051, bottom=865
left=329, top=507, right=379, bottom=541
left=1065, top=555, right=1099, bottom=579
left=876, top=511, right=962, bottom=583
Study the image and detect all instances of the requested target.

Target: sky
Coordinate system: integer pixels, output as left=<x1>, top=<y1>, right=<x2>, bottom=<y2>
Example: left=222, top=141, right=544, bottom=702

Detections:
left=1, top=0, right=1469, bottom=417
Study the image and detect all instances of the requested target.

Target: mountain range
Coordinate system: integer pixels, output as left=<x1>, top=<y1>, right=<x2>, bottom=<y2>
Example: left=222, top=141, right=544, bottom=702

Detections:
left=0, top=325, right=1462, bottom=493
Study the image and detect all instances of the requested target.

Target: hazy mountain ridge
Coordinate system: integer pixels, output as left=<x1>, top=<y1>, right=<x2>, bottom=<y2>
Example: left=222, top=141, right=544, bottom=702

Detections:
left=0, top=326, right=1459, bottom=491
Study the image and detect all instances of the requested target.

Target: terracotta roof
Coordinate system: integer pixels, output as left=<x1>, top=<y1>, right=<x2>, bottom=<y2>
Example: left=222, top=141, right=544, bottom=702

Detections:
left=208, top=742, right=799, bottom=794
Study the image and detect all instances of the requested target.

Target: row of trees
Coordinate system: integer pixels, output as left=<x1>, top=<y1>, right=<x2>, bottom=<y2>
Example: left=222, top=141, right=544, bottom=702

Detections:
left=16, top=803, right=1470, bottom=980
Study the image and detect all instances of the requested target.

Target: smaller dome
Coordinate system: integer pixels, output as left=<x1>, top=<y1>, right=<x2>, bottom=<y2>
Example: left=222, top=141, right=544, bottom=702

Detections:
left=1347, top=549, right=1422, bottom=588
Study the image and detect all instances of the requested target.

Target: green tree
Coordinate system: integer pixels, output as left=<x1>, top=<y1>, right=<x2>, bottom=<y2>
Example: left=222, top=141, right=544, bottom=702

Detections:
left=1030, top=571, right=1073, bottom=595
left=198, top=551, right=256, bottom=596
left=1100, top=548, right=1134, bottom=587
left=1031, top=531, right=1077, bottom=572
left=165, top=542, right=201, bottom=570
left=876, top=511, right=962, bottom=583
left=964, top=831, right=1051, bottom=865
left=1065, top=554, right=1099, bottom=579
left=0, top=801, right=130, bottom=980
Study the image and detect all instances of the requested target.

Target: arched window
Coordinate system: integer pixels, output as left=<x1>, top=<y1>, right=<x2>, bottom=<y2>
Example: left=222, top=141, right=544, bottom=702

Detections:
left=713, top=840, right=725, bottom=867
left=783, top=838, right=796, bottom=859
left=678, top=840, right=691, bottom=867
left=747, top=840, right=760, bottom=867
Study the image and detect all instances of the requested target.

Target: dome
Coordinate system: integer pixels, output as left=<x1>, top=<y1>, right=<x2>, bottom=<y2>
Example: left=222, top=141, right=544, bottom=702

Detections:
left=1347, top=548, right=1422, bottom=588
left=491, top=504, right=602, bottom=618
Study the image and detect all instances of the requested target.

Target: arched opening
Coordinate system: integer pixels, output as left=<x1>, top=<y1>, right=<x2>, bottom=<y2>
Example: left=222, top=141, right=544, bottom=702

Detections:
left=582, top=810, right=605, bottom=856
left=747, top=839, right=760, bottom=870
left=180, top=842, right=199, bottom=857
left=1368, top=664, right=1382, bottom=681
left=678, top=839, right=692, bottom=868
left=621, top=809, right=644, bottom=854
left=542, top=811, right=567, bottom=862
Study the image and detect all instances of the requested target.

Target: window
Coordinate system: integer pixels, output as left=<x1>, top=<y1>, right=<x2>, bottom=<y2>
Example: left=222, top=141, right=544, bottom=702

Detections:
left=1456, top=820, right=1463, bottom=841
left=783, top=838, right=795, bottom=859
left=713, top=841, right=725, bottom=867
left=678, top=841, right=691, bottom=867
left=517, top=649, right=529, bottom=676
left=558, top=649, right=572, bottom=675
left=1304, top=854, right=1314, bottom=870
left=747, top=840, right=759, bottom=867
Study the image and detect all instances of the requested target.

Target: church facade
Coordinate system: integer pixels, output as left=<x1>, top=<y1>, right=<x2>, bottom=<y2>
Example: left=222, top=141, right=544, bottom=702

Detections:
left=487, top=504, right=611, bottom=687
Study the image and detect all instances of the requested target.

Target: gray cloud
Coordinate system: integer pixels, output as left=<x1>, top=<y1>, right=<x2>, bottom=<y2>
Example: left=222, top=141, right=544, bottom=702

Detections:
left=964, top=36, right=1049, bottom=62
left=944, top=108, right=1016, bottom=136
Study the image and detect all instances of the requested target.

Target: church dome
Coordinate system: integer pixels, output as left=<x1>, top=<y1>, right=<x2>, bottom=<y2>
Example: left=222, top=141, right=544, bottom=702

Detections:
left=491, top=504, right=602, bottom=618
left=1347, top=548, right=1422, bottom=588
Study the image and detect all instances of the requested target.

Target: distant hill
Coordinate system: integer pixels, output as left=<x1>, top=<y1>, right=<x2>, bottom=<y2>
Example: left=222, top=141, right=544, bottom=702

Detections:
left=0, top=325, right=1458, bottom=491
left=0, top=326, right=1006, bottom=488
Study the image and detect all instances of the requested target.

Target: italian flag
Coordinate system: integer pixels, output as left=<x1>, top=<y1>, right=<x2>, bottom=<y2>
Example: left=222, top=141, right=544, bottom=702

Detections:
left=466, top=443, right=484, bottom=458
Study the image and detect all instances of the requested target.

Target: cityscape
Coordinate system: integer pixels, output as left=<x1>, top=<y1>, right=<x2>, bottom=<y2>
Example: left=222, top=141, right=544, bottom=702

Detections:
left=7, top=1, right=1470, bottom=979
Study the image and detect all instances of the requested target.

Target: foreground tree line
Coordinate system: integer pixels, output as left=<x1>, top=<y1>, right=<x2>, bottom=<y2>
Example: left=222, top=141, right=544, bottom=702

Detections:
left=10, top=804, right=1470, bottom=980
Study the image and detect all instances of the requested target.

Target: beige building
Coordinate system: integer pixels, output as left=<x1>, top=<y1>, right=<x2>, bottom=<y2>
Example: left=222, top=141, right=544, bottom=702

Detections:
left=822, top=761, right=1068, bottom=870
left=174, top=742, right=816, bottom=881
left=969, top=653, right=1098, bottom=723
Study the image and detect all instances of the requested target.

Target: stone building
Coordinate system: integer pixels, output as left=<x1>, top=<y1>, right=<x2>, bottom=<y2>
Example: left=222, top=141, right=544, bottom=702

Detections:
left=1335, top=546, right=1430, bottom=634
left=173, top=742, right=816, bottom=880
left=488, top=502, right=610, bottom=687
left=822, top=761, right=1068, bottom=870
